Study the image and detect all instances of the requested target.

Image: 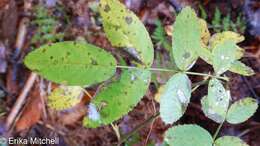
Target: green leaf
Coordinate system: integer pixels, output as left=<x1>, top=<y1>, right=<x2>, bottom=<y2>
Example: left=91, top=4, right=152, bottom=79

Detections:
left=24, top=41, right=117, bottom=86
left=197, top=46, right=213, bottom=64
left=172, top=7, right=201, bottom=70
left=48, top=85, right=83, bottom=110
left=229, top=61, right=255, bottom=76
left=212, top=40, right=237, bottom=75
left=83, top=69, right=151, bottom=128
left=215, top=136, right=249, bottom=146
left=164, top=124, right=213, bottom=146
left=226, top=97, right=258, bottom=124
left=159, top=73, right=191, bottom=124
left=209, top=31, right=245, bottom=60
left=99, top=0, right=154, bottom=66
left=209, top=31, right=244, bottom=49
left=222, top=14, right=231, bottom=31
left=212, top=7, right=221, bottom=33
left=199, top=5, right=207, bottom=20
left=201, top=78, right=230, bottom=123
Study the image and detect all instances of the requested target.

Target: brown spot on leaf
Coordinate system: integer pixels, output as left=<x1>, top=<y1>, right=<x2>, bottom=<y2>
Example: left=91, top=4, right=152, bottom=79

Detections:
left=104, top=4, right=110, bottom=12
left=183, top=52, right=191, bottom=59
left=125, top=16, right=133, bottom=25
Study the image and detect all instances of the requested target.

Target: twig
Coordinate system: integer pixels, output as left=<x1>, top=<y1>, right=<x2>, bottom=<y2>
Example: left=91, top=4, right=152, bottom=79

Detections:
left=144, top=99, right=157, bottom=146
left=238, top=125, right=260, bottom=138
left=5, top=73, right=37, bottom=130
left=111, top=123, right=121, bottom=142
left=118, top=113, right=160, bottom=145
left=5, top=0, right=34, bottom=130
left=116, top=65, right=229, bottom=81
left=37, top=120, right=66, bottom=136
left=242, top=76, right=259, bottom=99
left=213, top=121, right=225, bottom=141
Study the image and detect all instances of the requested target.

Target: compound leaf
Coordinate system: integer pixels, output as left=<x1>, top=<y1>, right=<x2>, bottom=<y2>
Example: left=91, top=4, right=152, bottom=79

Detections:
left=226, top=97, right=258, bottom=124
left=212, top=40, right=237, bottom=75
left=164, top=124, right=213, bottom=146
left=24, top=41, right=117, bottom=86
left=201, top=78, right=230, bottom=123
left=172, top=7, right=201, bottom=70
left=100, top=0, right=154, bottom=66
left=83, top=69, right=151, bottom=128
left=48, top=85, right=83, bottom=110
left=160, top=73, right=191, bottom=124
left=229, top=61, right=255, bottom=76
left=215, top=136, right=249, bottom=146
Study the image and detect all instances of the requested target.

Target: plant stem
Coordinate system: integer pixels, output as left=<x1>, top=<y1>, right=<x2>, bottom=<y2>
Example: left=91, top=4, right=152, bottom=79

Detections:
left=213, top=121, right=224, bottom=141
left=237, top=125, right=260, bottom=138
left=118, top=112, right=160, bottom=145
left=185, top=71, right=228, bottom=81
left=116, top=65, right=176, bottom=72
left=111, top=123, right=121, bottom=142
left=116, top=65, right=229, bottom=81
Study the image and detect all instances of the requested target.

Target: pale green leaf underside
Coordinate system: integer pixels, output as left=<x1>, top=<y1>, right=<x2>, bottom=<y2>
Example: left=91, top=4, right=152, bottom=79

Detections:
left=172, top=7, right=201, bottom=71
left=201, top=78, right=230, bottom=123
left=164, top=124, right=213, bottom=146
left=83, top=69, right=151, bottom=128
left=226, top=97, right=258, bottom=124
left=160, top=73, right=191, bottom=124
left=215, top=136, right=249, bottom=146
left=212, top=40, right=237, bottom=75
left=229, top=61, right=255, bottom=76
left=100, top=0, right=154, bottom=66
left=24, top=41, right=117, bottom=86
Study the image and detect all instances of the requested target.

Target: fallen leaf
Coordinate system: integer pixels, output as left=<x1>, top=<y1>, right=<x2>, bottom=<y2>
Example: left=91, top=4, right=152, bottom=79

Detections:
left=15, top=87, right=43, bottom=132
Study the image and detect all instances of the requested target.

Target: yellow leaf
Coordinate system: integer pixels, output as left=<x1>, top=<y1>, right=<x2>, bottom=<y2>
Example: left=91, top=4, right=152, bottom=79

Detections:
left=199, top=19, right=210, bottom=47
left=209, top=31, right=244, bottom=49
left=48, top=85, right=83, bottom=110
left=154, top=85, right=165, bottom=102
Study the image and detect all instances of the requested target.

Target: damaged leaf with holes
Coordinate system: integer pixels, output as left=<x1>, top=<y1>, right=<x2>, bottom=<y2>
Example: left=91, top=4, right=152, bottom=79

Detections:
left=83, top=69, right=151, bottom=128
left=24, top=41, right=117, bottom=86
left=48, top=85, right=83, bottom=110
left=164, top=124, right=213, bottom=146
left=99, top=0, right=154, bottom=66
left=172, top=7, right=201, bottom=71
left=201, top=78, right=230, bottom=123
left=226, top=97, right=258, bottom=124
left=159, top=73, right=191, bottom=124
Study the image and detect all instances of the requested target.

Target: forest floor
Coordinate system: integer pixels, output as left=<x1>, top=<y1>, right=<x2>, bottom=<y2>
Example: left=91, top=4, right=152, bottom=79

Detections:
left=0, top=0, right=260, bottom=146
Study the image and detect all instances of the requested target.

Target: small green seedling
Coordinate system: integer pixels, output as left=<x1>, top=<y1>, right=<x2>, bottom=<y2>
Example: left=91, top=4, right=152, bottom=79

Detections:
left=24, top=0, right=258, bottom=145
left=31, top=4, right=65, bottom=45
left=199, top=6, right=247, bottom=33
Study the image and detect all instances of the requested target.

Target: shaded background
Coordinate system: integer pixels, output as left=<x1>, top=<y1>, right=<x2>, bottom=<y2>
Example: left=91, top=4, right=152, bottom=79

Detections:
left=0, top=0, right=259, bottom=145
